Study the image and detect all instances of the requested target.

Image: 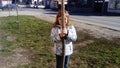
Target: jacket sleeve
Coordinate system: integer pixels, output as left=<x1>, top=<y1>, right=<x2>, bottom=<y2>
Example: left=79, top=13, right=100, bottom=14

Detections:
left=51, top=28, right=61, bottom=42
left=67, top=26, right=77, bottom=42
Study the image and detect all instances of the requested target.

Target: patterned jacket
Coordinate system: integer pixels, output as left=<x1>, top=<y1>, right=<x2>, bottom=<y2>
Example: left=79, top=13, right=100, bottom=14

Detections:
left=51, top=25, right=77, bottom=55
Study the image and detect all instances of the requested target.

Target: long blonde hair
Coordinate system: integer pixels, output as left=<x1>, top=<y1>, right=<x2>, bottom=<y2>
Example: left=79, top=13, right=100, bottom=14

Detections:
left=53, top=10, right=71, bottom=27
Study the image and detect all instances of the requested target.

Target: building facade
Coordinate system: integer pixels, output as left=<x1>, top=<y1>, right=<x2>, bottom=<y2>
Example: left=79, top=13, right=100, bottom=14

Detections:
left=67, top=0, right=94, bottom=12
left=0, top=0, right=12, bottom=6
left=49, top=0, right=109, bottom=13
left=50, top=0, right=58, bottom=10
left=93, top=0, right=109, bottom=13
left=108, top=0, right=120, bottom=13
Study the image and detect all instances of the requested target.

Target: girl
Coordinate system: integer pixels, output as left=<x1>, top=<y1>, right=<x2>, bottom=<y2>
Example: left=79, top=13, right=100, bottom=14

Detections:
left=51, top=10, right=77, bottom=68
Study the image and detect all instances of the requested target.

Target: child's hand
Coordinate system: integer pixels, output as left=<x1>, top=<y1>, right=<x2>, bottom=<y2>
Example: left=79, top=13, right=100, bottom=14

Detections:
left=59, top=28, right=67, bottom=38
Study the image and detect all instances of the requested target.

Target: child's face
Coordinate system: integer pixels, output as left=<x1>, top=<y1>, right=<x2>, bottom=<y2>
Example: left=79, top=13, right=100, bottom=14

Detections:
left=58, top=16, right=68, bottom=25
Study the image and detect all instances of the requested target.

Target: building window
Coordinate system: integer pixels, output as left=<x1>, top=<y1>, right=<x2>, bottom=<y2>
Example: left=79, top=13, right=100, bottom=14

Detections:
left=69, top=0, right=88, bottom=7
left=81, top=0, right=87, bottom=5
left=109, top=0, right=120, bottom=10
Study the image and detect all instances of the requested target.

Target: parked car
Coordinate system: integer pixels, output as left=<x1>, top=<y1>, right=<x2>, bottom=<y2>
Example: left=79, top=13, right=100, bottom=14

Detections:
left=33, top=5, right=45, bottom=9
left=2, top=4, right=18, bottom=10
left=37, top=5, right=45, bottom=9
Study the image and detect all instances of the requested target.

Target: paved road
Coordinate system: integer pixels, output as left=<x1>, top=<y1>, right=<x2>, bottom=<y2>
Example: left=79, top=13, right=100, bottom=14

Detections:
left=0, top=8, right=120, bottom=39
left=41, top=9, right=120, bottom=31
left=0, top=8, right=120, bottom=31
left=27, top=8, right=120, bottom=31
left=43, top=10, right=120, bottom=31
left=71, top=15, right=120, bottom=31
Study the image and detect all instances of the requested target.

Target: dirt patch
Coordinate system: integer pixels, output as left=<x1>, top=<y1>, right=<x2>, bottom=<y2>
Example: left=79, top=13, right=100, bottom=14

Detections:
left=6, top=36, right=18, bottom=41
left=0, top=31, right=30, bottom=68
left=0, top=48, right=30, bottom=68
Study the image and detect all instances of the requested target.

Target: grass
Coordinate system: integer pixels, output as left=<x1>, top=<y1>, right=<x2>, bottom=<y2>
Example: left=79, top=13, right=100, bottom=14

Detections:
left=0, top=15, right=120, bottom=68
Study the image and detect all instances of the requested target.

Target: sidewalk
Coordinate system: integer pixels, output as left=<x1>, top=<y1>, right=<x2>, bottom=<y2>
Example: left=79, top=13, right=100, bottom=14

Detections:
left=0, top=10, right=120, bottom=39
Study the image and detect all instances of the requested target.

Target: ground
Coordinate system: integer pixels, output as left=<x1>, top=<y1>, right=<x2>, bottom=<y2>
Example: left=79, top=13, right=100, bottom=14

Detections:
left=0, top=30, right=30, bottom=68
left=0, top=10, right=120, bottom=68
left=0, top=11, right=120, bottom=39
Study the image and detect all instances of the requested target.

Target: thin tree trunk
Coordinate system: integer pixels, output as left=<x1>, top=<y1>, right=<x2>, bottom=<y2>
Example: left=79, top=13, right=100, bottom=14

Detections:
left=61, top=0, right=65, bottom=68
